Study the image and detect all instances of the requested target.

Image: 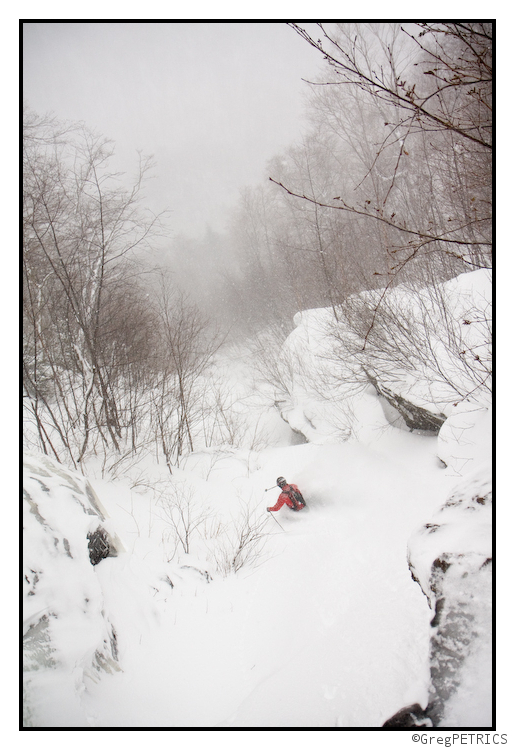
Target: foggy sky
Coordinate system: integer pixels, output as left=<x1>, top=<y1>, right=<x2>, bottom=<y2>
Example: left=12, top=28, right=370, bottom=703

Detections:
left=23, top=22, right=324, bottom=240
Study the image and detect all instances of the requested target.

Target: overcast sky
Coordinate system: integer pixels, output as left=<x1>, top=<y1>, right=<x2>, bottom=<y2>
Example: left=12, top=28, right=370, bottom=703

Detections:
left=23, top=22, right=324, bottom=240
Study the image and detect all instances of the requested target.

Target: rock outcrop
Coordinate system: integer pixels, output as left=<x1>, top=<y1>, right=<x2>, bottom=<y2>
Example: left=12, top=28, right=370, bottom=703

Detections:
left=23, top=455, right=124, bottom=727
left=364, top=369, right=446, bottom=434
left=384, top=470, right=492, bottom=728
left=383, top=703, right=433, bottom=727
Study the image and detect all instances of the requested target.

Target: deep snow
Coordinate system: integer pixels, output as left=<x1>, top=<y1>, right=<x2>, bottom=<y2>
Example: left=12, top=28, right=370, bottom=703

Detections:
left=22, top=270, right=494, bottom=733
left=23, top=400, right=484, bottom=728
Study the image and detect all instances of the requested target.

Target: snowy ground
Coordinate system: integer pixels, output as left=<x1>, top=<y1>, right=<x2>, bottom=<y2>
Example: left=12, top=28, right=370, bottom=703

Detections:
left=21, top=271, right=497, bottom=736
left=23, top=395, right=469, bottom=729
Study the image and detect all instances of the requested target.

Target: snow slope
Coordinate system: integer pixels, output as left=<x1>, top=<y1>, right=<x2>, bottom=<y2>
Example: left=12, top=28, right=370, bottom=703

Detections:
left=23, top=407, right=469, bottom=728
left=22, top=271, right=493, bottom=730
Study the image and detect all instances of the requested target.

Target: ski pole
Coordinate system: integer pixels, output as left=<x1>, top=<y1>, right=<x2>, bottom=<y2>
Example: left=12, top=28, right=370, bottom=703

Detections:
left=267, top=509, right=285, bottom=532
left=264, top=485, right=277, bottom=492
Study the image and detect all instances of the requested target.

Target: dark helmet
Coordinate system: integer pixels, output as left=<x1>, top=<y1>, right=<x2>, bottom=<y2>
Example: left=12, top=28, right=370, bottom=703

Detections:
left=276, top=477, right=287, bottom=488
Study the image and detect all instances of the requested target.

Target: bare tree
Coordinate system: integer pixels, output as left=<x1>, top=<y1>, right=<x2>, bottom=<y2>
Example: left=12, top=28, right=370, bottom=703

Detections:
left=271, top=23, right=492, bottom=276
left=150, top=272, right=226, bottom=472
left=23, top=107, right=164, bottom=465
left=252, top=23, right=493, bottom=410
left=205, top=498, right=271, bottom=576
left=327, top=268, right=492, bottom=411
left=158, top=481, right=212, bottom=557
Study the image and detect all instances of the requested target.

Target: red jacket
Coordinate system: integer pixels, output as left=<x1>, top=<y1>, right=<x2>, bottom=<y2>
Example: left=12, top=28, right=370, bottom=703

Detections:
left=268, top=484, right=304, bottom=512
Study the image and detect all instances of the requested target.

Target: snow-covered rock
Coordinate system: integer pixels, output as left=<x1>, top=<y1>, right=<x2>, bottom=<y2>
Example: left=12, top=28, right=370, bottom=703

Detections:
left=364, top=368, right=446, bottom=434
left=382, top=702, right=433, bottom=728
left=279, top=269, right=491, bottom=444
left=403, top=468, right=492, bottom=727
left=23, top=455, right=124, bottom=727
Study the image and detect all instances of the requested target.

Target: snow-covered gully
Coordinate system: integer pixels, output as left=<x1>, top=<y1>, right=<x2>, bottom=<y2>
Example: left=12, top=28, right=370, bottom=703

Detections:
left=25, top=432, right=464, bottom=728
left=23, top=271, right=492, bottom=729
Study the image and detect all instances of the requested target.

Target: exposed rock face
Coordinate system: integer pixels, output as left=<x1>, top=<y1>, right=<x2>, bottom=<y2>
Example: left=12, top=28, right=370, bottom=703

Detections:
left=87, top=526, right=113, bottom=565
left=386, top=470, right=492, bottom=728
left=364, top=369, right=446, bottom=434
left=425, top=553, right=491, bottom=725
left=383, top=703, right=433, bottom=727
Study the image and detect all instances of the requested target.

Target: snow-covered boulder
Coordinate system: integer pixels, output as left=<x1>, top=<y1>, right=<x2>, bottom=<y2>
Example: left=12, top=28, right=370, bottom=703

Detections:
left=23, top=454, right=124, bottom=727
left=360, top=269, right=491, bottom=418
left=278, top=270, right=491, bottom=445
left=402, top=468, right=492, bottom=727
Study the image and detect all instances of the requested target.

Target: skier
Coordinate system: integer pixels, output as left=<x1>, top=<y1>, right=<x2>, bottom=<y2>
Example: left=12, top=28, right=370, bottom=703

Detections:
left=267, top=477, right=306, bottom=513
